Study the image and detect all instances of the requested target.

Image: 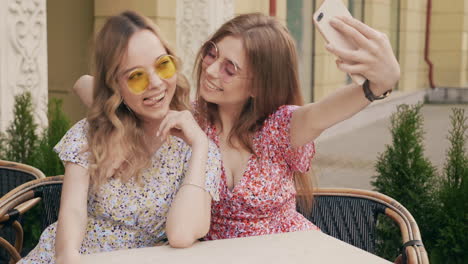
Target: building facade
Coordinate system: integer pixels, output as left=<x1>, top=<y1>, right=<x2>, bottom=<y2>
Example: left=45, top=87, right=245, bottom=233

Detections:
left=0, top=0, right=467, bottom=131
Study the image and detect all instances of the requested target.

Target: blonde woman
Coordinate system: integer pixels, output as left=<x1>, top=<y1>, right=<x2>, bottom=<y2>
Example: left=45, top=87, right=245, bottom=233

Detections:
left=74, top=13, right=399, bottom=240
left=18, top=11, right=220, bottom=264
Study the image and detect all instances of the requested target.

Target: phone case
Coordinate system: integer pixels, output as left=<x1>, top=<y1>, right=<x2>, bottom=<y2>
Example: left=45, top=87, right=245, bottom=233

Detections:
left=313, top=0, right=366, bottom=85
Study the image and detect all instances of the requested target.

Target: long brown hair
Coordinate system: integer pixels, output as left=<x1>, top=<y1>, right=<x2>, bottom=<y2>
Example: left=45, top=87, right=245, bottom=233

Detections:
left=194, top=13, right=315, bottom=215
left=87, top=11, right=190, bottom=187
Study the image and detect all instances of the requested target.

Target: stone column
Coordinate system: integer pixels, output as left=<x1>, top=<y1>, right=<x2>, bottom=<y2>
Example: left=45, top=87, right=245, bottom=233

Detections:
left=0, top=0, right=48, bottom=131
left=398, top=0, right=429, bottom=92
left=176, top=0, right=234, bottom=90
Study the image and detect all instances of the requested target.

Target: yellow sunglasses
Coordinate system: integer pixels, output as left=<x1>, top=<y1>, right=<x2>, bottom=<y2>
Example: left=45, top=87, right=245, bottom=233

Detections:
left=124, top=55, right=177, bottom=94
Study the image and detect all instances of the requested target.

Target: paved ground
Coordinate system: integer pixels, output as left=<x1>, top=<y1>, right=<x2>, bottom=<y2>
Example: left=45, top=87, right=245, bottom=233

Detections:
left=313, top=104, right=468, bottom=190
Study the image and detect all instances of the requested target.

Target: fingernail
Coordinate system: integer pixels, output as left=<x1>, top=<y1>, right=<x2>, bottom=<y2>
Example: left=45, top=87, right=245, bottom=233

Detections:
left=326, top=44, right=333, bottom=50
left=330, top=17, right=339, bottom=25
left=156, top=131, right=160, bottom=137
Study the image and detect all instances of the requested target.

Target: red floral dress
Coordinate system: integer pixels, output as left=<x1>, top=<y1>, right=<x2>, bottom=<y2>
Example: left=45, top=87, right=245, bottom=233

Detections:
left=204, top=105, right=319, bottom=240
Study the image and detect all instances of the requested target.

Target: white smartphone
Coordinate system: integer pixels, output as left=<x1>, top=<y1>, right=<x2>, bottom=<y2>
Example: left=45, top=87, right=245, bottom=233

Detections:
left=313, top=0, right=366, bottom=85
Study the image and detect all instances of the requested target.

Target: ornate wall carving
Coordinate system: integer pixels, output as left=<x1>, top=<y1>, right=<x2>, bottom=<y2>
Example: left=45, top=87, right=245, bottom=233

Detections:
left=0, top=0, right=48, bottom=130
left=176, top=0, right=234, bottom=91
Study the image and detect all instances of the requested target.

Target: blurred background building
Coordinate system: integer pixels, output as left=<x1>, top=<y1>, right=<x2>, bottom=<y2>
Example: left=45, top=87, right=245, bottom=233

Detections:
left=0, top=0, right=467, bottom=131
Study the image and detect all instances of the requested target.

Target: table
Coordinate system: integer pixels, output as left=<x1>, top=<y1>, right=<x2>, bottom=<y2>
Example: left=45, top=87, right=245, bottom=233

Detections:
left=82, top=230, right=392, bottom=264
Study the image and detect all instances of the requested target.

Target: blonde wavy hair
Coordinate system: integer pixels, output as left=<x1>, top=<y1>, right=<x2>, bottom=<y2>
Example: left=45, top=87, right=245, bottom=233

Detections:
left=87, top=11, right=190, bottom=187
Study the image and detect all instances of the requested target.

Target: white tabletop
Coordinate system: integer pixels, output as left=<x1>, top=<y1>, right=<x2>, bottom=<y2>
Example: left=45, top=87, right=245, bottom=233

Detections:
left=82, top=230, right=392, bottom=264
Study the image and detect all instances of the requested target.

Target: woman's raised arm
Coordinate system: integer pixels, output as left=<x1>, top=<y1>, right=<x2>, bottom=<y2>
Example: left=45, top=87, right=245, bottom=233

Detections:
left=291, top=16, right=400, bottom=148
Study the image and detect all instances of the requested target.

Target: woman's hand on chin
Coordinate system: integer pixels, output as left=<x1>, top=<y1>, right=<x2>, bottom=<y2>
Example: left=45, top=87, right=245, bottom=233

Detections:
left=157, top=110, right=208, bottom=148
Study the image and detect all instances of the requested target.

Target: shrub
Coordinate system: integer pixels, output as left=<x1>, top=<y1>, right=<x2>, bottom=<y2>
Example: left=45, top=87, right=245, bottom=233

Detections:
left=372, top=104, right=438, bottom=260
left=0, top=131, right=6, bottom=158
left=30, top=98, right=70, bottom=176
left=1, top=92, right=38, bottom=164
left=432, top=108, right=468, bottom=263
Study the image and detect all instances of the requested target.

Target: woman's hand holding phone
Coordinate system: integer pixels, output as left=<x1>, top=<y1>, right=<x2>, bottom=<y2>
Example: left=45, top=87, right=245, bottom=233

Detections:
left=326, top=16, right=400, bottom=95
left=313, top=0, right=400, bottom=95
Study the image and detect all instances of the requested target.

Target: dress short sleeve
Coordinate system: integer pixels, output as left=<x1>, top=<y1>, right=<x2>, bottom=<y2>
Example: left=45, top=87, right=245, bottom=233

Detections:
left=53, top=119, right=90, bottom=169
left=270, top=105, right=315, bottom=173
left=184, top=140, right=221, bottom=201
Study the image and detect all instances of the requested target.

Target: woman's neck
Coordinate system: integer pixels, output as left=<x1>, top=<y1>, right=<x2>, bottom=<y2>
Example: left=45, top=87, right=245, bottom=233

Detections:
left=142, top=119, right=164, bottom=150
left=217, top=104, right=243, bottom=138
left=142, top=119, right=160, bottom=135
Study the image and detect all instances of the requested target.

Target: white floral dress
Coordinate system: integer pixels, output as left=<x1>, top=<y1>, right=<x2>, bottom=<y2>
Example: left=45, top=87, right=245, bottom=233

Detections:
left=18, top=119, right=221, bottom=263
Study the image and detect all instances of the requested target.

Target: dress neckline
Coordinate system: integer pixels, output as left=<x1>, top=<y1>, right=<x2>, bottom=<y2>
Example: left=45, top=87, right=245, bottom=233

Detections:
left=210, top=124, right=255, bottom=195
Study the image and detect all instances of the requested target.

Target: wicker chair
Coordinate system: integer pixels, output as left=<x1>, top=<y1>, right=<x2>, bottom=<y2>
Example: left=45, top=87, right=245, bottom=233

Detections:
left=0, top=160, right=46, bottom=263
left=0, top=176, right=63, bottom=263
left=301, top=188, right=429, bottom=264
left=0, top=160, right=46, bottom=197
